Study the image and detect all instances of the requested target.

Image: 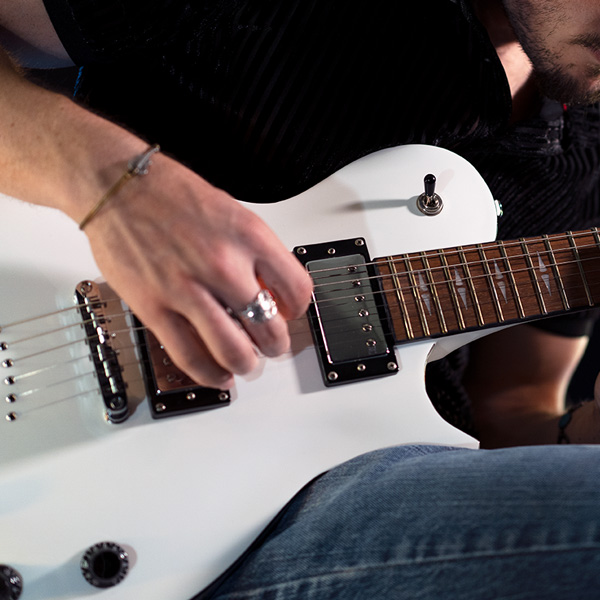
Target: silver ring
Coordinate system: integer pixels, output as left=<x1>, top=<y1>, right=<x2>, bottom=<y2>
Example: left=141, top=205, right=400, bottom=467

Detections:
left=236, top=289, right=278, bottom=324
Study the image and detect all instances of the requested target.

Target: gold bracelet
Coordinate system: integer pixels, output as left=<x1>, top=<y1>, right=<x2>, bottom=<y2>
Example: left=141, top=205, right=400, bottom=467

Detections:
left=79, top=144, right=160, bottom=230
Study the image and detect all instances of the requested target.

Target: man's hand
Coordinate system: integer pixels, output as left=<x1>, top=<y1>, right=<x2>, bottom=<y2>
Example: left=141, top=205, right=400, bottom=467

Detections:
left=83, top=151, right=313, bottom=389
left=0, top=39, right=312, bottom=390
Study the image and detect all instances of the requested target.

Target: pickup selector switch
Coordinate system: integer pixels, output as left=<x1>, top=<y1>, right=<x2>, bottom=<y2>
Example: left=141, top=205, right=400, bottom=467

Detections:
left=417, top=173, right=443, bottom=215
left=80, top=542, right=129, bottom=588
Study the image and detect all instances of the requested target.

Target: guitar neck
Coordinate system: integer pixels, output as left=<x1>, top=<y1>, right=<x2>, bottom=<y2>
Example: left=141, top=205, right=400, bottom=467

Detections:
left=375, top=228, right=600, bottom=343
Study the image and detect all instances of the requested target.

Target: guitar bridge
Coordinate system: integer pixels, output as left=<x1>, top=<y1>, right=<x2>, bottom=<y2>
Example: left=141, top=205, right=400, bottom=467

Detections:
left=294, top=238, right=398, bottom=386
left=75, top=281, right=129, bottom=424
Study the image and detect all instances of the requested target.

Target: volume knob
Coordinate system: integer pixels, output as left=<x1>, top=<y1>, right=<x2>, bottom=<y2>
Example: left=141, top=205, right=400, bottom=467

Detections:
left=0, top=565, right=23, bottom=600
left=80, top=542, right=129, bottom=588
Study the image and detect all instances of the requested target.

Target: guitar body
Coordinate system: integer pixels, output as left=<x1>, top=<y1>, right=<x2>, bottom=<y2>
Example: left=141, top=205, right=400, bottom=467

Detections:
left=0, top=145, right=498, bottom=599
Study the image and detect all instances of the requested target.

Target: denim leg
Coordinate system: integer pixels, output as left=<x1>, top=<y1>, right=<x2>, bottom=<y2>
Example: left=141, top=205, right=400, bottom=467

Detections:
left=194, top=444, right=600, bottom=600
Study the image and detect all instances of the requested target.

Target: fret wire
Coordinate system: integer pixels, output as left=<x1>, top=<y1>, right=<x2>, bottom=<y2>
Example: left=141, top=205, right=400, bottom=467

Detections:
left=310, top=258, right=600, bottom=318
left=311, top=254, right=600, bottom=319
left=542, top=234, right=570, bottom=310
left=592, top=227, right=600, bottom=303
left=496, top=242, right=520, bottom=316
left=438, top=248, right=465, bottom=331
left=8, top=234, right=600, bottom=346
left=312, top=239, right=600, bottom=298
left=308, top=231, right=600, bottom=287
left=404, top=255, right=430, bottom=337
left=9, top=265, right=600, bottom=349
left=9, top=277, right=600, bottom=367
left=457, top=247, right=484, bottom=326
left=318, top=245, right=579, bottom=291
left=383, top=252, right=600, bottom=303
left=420, top=252, right=448, bottom=334
left=519, top=238, right=547, bottom=315
left=477, top=244, right=504, bottom=323
left=386, top=256, right=415, bottom=340
left=567, top=231, right=594, bottom=307
left=305, top=264, right=600, bottom=326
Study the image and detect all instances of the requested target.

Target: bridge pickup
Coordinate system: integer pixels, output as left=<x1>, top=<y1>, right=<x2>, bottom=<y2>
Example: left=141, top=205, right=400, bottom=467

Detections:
left=134, top=319, right=230, bottom=419
left=294, top=238, right=398, bottom=386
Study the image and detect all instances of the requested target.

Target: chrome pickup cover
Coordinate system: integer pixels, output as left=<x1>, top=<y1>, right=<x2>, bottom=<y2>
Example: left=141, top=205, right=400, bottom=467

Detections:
left=294, top=238, right=398, bottom=386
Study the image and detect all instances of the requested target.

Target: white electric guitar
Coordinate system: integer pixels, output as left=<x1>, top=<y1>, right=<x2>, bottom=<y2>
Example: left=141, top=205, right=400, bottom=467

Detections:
left=2, top=145, right=600, bottom=600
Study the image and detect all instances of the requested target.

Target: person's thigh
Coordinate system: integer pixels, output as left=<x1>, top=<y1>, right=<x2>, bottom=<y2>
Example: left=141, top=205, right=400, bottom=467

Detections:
left=195, top=444, right=600, bottom=600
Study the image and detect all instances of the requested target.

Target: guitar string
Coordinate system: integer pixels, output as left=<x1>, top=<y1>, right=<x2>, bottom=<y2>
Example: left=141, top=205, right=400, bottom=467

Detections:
left=3, top=306, right=128, bottom=347
left=5, top=361, right=145, bottom=415
left=0, top=297, right=125, bottom=333
left=1, top=230, right=598, bottom=332
left=3, top=278, right=597, bottom=410
left=2, top=235, right=600, bottom=356
left=6, top=235, right=597, bottom=414
left=3, top=265, right=598, bottom=390
left=4, top=323, right=144, bottom=366
left=5, top=333, right=146, bottom=380
left=309, top=237, right=600, bottom=290
left=303, top=229, right=600, bottom=277
left=2, top=253, right=600, bottom=357
left=3, top=346, right=145, bottom=408
left=310, top=253, right=600, bottom=306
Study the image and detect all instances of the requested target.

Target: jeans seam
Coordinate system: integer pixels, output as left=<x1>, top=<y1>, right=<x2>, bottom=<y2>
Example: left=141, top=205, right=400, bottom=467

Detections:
left=212, top=543, right=600, bottom=598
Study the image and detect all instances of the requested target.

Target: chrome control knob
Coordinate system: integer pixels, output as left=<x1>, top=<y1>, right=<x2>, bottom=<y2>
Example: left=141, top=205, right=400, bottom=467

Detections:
left=0, top=565, right=23, bottom=600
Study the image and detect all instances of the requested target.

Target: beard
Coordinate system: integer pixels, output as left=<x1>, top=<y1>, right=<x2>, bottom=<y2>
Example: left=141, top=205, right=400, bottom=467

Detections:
left=532, top=63, right=600, bottom=105
left=502, top=0, right=600, bottom=105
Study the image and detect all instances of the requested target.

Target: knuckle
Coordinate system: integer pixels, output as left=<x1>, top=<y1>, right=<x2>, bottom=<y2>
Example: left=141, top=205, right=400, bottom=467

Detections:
left=204, top=244, right=245, bottom=289
left=259, top=328, right=289, bottom=357
left=287, top=272, right=314, bottom=318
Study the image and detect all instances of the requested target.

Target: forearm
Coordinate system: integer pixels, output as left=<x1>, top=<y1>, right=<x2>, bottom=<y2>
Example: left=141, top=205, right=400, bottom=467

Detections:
left=464, top=326, right=591, bottom=448
left=0, top=46, right=147, bottom=222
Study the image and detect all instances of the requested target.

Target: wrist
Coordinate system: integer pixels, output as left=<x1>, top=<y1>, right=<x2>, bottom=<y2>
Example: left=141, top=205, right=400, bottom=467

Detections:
left=0, top=57, right=150, bottom=222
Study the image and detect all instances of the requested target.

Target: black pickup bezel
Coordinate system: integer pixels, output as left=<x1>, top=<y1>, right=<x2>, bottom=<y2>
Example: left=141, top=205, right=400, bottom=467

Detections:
left=294, top=238, right=398, bottom=386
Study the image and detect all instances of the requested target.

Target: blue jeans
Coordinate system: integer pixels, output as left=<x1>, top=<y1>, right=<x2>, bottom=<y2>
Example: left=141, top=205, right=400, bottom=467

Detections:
left=194, top=445, right=600, bottom=599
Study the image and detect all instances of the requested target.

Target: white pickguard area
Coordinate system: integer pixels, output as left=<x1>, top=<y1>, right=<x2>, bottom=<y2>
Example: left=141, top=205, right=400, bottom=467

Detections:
left=0, top=145, right=497, bottom=599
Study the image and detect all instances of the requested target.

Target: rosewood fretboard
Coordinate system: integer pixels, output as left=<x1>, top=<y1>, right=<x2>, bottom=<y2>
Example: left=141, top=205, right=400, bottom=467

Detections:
left=375, top=228, right=600, bottom=343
